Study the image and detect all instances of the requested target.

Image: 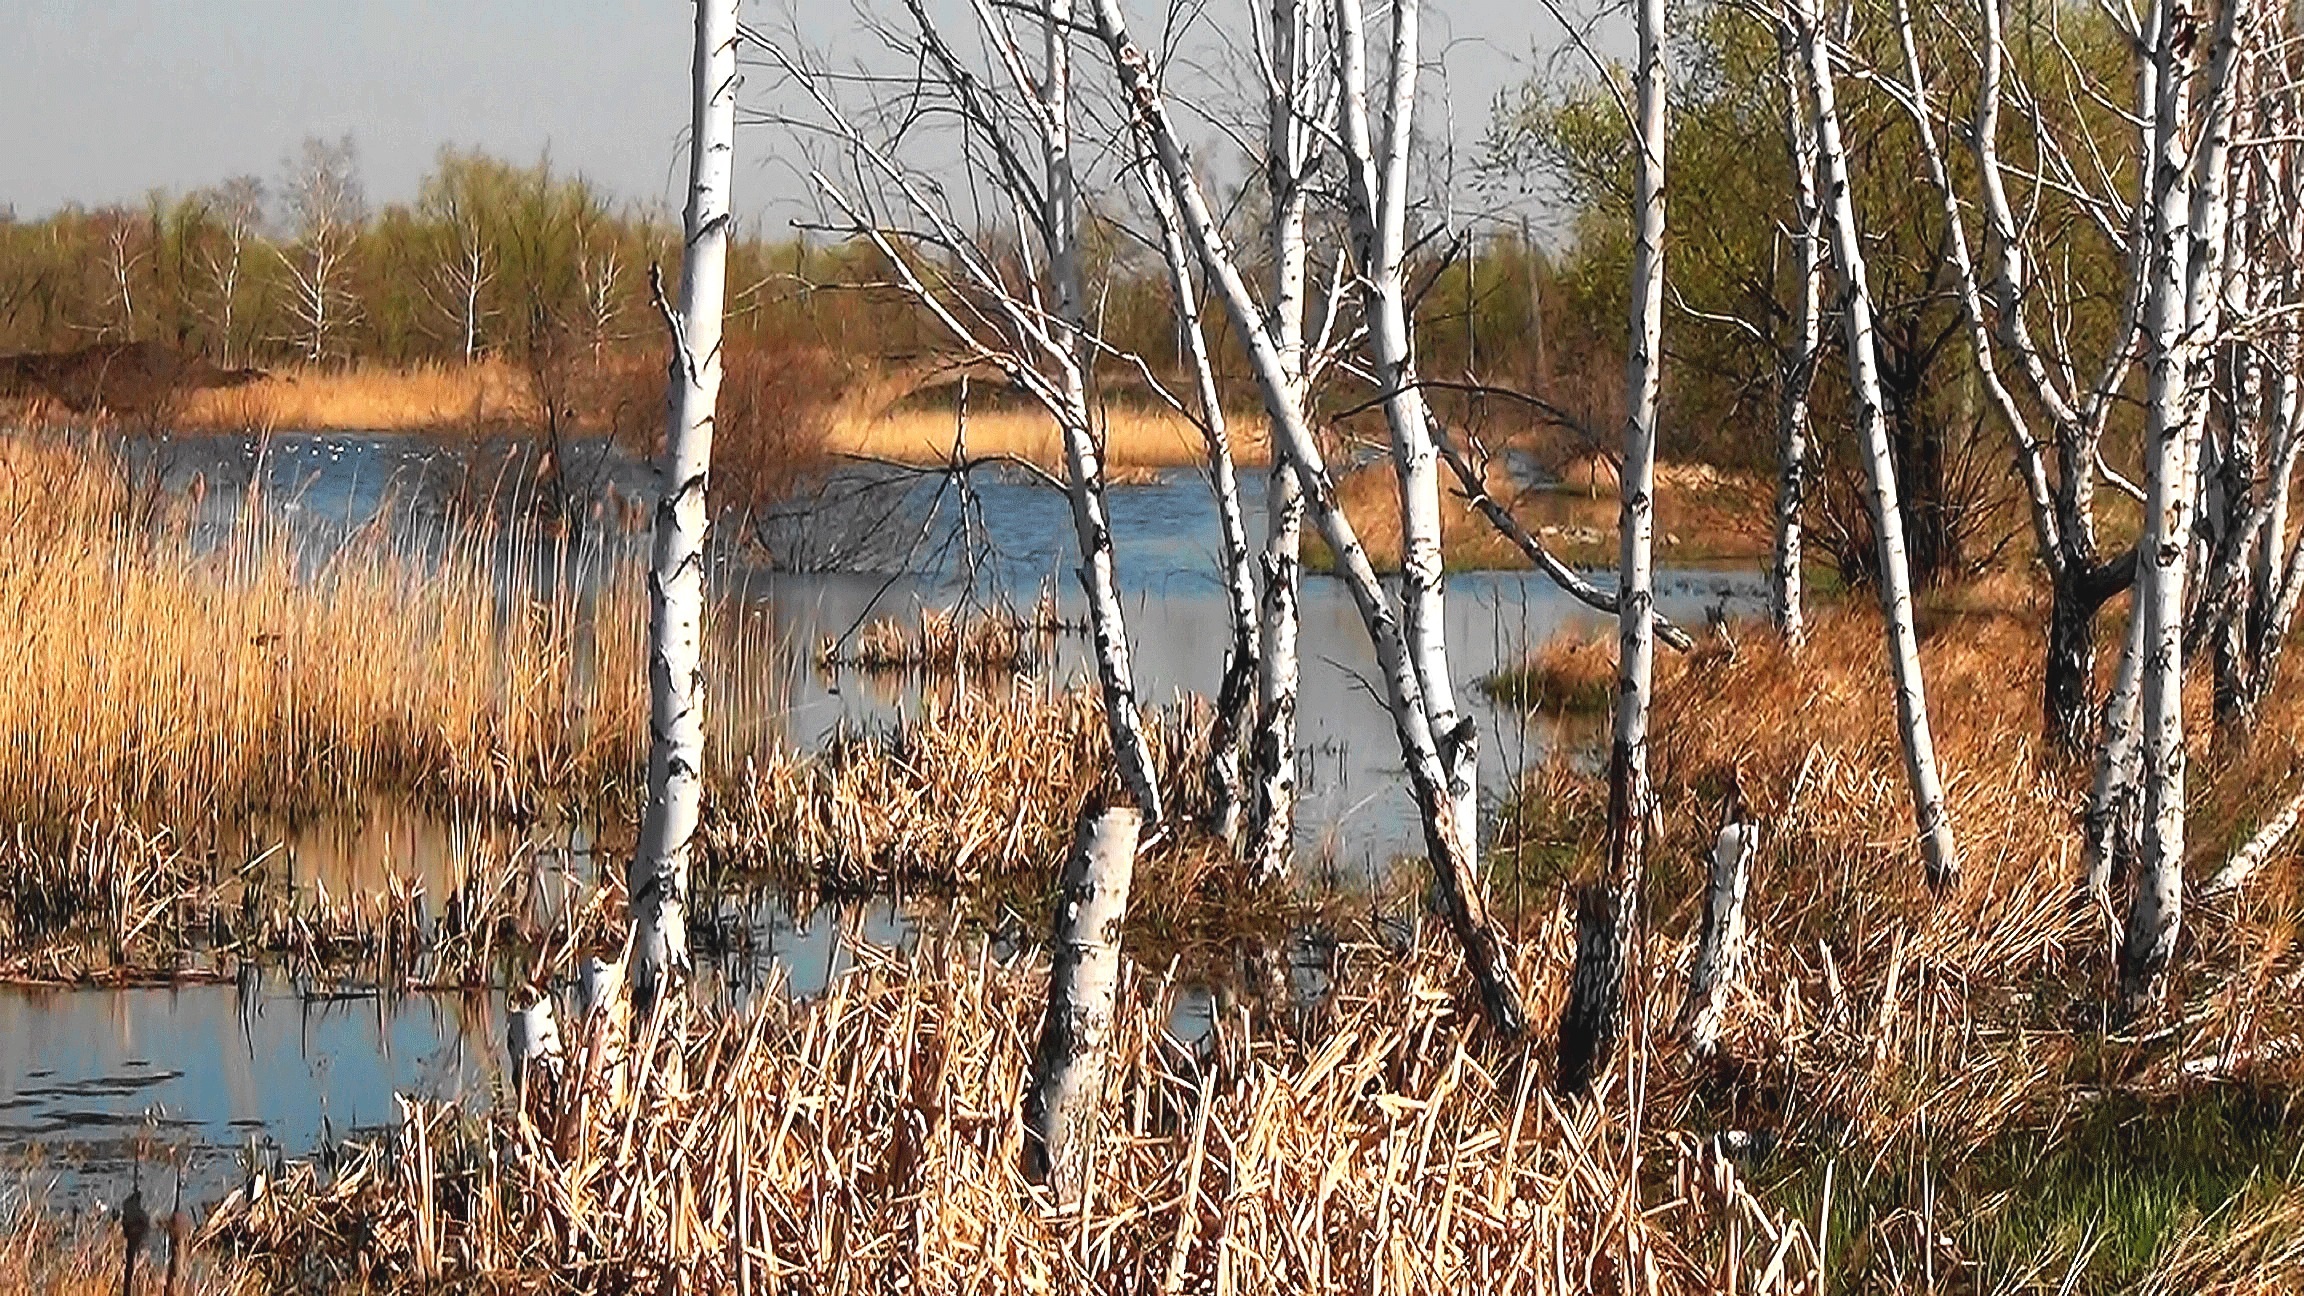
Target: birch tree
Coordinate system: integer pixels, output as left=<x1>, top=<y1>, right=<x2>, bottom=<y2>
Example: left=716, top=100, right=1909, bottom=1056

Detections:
left=276, top=136, right=366, bottom=363
left=198, top=177, right=264, bottom=369
left=1794, top=0, right=1960, bottom=889
left=1247, top=0, right=1324, bottom=884
left=1558, top=0, right=1667, bottom=1099
left=1772, top=32, right=1823, bottom=646
left=1138, top=154, right=1259, bottom=845
left=1094, top=0, right=1528, bottom=1036
left=2118, top=0, right=2246, bottom=1013
left=629, top=0, right=737, bottom=1014
left=757, top=0, right=1168, bottom=829
left=1332, top=0, right=1469, bottom=847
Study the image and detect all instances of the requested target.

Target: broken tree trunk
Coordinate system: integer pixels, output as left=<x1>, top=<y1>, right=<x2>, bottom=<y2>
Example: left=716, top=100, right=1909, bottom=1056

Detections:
left=1024, top=805, right=1143, bottom=1206
left=1677, top=817, right=1758, bottom=1058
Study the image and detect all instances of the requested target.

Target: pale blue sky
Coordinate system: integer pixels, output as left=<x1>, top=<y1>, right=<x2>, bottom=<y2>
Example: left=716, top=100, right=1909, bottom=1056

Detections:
left=2, top=2, right=1596, bottom=225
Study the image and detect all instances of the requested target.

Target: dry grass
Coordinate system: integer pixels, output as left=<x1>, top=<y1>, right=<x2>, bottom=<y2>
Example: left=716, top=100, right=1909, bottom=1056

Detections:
left=823, top=367, right=1265, bottom=473
left=0, top=434, right=643, bottom=829
left=0, top=1200, right=200, bottom=1296
left=1490, top=583, right=2304, bottom=1289
left=703, top=681, right=1216, bottom=894
left=0, top=433, right=799, bottom=982
left=1484, top=629, right=1622, bottom=713
left=1318, top=454, right=1771, bottom=573
left=818, top=595, right=1063, bottom=673
left=204, top=935, right=1832, bottom=1294
left=36, top=579, right=2304, bottom=1292
left=178, top=360, right=538, bottom=432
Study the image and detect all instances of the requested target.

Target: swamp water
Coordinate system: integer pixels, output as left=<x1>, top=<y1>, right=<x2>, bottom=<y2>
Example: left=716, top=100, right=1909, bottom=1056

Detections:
left=2, top=431, right=1761, bottom=1207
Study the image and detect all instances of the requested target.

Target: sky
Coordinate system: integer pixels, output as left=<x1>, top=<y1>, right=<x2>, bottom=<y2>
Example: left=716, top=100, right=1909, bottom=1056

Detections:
left=1, top=1, right=1600, bottom=229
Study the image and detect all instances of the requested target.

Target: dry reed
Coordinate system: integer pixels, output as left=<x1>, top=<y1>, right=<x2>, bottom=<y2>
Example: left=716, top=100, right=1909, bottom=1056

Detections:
left=819, top=594, right=1064, bottom=673
left=205, top=934, right=1832, bottom=1294
left=702, top=681, right=1214, bottom=893
left=1484, top=630, right=1622, bottom=713
left=176, top=360, right=538, bottom=433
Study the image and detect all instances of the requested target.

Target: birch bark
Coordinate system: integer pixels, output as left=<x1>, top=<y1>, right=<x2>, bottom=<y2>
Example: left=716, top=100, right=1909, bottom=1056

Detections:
left=1250, top=0, right=1313, bottom=882
left=1334, top=0, right=1473, bottom=851
left=1024, top=806, right=1142, bottom=1206
left=1141, top=154, right=1258, bottom=845
left=1798, top=0, right=1961, bottom=889
left=630, top=0, right=736, bottom=1014
left=1773, top=35, right=1822, bottom=646
left=2120, top=0, right=2218, bottom=1012
left=1041, top=0, right=1168, bottom=830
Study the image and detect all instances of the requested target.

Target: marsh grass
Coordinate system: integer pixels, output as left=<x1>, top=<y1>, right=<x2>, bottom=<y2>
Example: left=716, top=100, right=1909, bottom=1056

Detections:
left=817, top=593, right=1064, bottom=673
left=0, top=433, right=795, bottom=982
left=1483, top=629, right=1622, bottom=713
left=204, top=934, right=1831, bottom=1293
left=702, top=681, right=1222, bottom=895
left=1491, top=584, right=2304, bottom=1290
left=176, top=360, right=539, bottom=433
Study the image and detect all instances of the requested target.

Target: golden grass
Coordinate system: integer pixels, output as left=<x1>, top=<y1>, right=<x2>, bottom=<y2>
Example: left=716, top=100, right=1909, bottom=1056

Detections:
left=1483, top=629, right=1622, bottom=714
left=0, top=434, right=641, bottom=829
left=818, top=595, right=1063, bottom=673
left=178, top=359, right=538, bottom=432
left=704, top=681, right=1217, bottom=894
left=1317, top=454, right=1770, bottom=574
left=820, top=398, right=1271, bottom=475
left=205, top=935, right=1833, bottom=1293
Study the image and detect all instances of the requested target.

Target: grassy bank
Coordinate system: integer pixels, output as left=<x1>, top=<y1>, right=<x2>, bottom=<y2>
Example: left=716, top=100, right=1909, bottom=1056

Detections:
left=1314, top=454, right=1770, bottom=574
left=148, top=357, right=1257, bottom=474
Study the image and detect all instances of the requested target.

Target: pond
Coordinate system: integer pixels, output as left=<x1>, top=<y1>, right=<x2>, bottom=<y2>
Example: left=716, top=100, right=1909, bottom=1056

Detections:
left=3, top=430, right=1764, bottom=1210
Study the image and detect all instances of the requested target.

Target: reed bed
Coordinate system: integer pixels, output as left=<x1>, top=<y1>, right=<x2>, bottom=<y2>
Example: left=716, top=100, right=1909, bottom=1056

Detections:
left=826, top=400, right=1251, bottom=472
left=702, top=681, right=1215, bottom=893
left=1483, top=629, right=1622, bottom=714
left=0, top=814, right=616, bottom=990
left=817, top=594, right=1063, bottom=673
left=205, top=935, right=1831, bottom=1294
left=177, top=360, right=538, bottom=432
left=1492, top=588, right=2304, bottom=1288
left=0, top=434, right=643, bottom=827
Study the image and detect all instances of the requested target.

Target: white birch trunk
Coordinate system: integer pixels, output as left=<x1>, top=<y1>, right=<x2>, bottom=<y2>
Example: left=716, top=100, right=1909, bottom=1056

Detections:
left=1613, top=0, right=1666, bottom=873
left=630, top=0, right=736, bottom=1014
left=1023, top=805, right=1142, bottom=1206
left=1097, top=0, right=1526, bottom=1035
left=1043, top=0, right=1167, bottom=830
left=1799, top=0, right=1961, bottom=889
left=2122, top=0, right=2242, bottom=998
left=1773, top=36, right=1822, bottom=646
left=1557, top=0, right=1664, bottom=1101
left=1333, top=0, right=1471, bottom=852
left=2082, top=604, right=2147, bottom=917
left=1141, top=154, right=1258, bottom=845
left=1251, top=0, right=1314, bottom=883
left=2119, top=0, right=2210, bottom=1012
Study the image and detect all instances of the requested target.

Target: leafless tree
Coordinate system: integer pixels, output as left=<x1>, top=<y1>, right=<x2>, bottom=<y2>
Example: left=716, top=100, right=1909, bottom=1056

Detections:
left=275, top=135, right=367, bottom=363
